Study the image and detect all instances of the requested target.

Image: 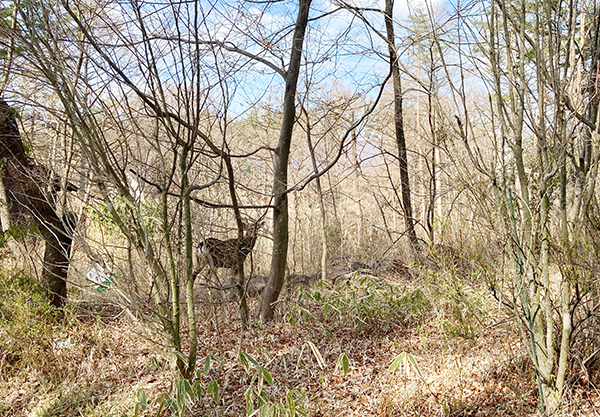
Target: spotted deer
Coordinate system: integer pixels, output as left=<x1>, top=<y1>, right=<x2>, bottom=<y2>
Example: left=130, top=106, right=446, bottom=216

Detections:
left=196, top=220, right=264, bottom=274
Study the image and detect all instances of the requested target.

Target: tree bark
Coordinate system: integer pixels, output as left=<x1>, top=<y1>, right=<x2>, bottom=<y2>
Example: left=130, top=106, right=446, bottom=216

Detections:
left=0, top=99, right=73, bottom=310
left=302, top=106, right=328, bottom=282
left=384, top=0, right=419, bottom=253
left=259, top=0, right=312, bottom=320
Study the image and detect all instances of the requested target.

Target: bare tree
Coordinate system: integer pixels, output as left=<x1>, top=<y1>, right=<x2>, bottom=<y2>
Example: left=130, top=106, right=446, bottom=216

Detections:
left=335, top=0, right=421, bottom=255
left=443, top=0, right=600, bottom=411
left=8, top=0, right=246, bottom=378
left=258, top=0, right=312, bottom=320
left=384, top=0, right=419, bottom=252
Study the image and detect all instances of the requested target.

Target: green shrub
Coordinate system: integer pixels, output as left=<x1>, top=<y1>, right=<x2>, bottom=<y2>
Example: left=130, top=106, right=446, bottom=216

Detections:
left=285, top=273, right=430, bottom=330
left=425, top=271, right=488, bottom=340
left=120, top=353, right=307, bottom=417
left=0, top=270, right=55, bottom=379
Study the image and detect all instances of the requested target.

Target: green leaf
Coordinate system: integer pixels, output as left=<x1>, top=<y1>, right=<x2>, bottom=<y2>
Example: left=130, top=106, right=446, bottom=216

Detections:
left=183, top=379, right=194, bottom=400
left=167, top=398, right=178, bottom=414
left=407, top=353, right=423, bottom=378
left=156, top=394, right=167, bottom=416
left=286, top=391, right=295, bottom=417
left=132, top=402, right=140, bottom=417
left=137, top=388, right=147, bottom=410
left=194, top=380, right=203, bottom=402
left=307, top=341, right=326, bottom=369
left=246, top=352, right=259, bottom=367
left=207, top=379, right=219, bottom=402
left=389, top=352, right=406, bottom=373
left=162, top=394, right=176, bottom=414
left=336, top=352, right=349, bottom=375
left=262, top=368, right=273, bottom=385
left=245, top=389, right=254, bottom=415
left=204, top=355, right=211, bottom=376
left=258, top=390, right=269, bottom=407
left=173, top=351, right=188, bottom=363
left=176, top=380, right=185, bottom=414
left=261, top=403, right=270, bottom=417
left=239, top=351, right=250, bottom=370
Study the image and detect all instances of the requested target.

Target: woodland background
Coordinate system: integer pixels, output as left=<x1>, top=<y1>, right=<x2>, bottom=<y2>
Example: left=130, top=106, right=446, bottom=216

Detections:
left=1, top=0, right=600, bottom=415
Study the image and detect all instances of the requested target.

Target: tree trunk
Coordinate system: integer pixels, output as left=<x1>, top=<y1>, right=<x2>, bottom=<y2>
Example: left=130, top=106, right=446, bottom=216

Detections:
left=0, top=99, right=73, bottom=310
left=303, top=107, right=328, bottom=282
left=259, top=0, right=312, bottom=320
left=384, top=0, right=419, bottom=253
left=39, top=212, right=73, bottom=308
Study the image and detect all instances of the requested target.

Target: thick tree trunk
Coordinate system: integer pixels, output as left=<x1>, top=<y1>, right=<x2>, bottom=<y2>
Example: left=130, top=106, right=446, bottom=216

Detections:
left=0, top=99, right=73, bottom=309
left=259, top=0, right=312, bottom=320
left=39, top=213, right=73, bottom=308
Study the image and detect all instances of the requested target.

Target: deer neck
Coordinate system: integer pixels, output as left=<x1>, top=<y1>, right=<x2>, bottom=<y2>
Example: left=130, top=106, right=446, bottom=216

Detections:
left=241, top=225, right=259, bottom=252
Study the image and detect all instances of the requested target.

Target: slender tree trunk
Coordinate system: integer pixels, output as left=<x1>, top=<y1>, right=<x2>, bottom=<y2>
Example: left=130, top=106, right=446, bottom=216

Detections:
left=384, top=0, right=419, bottom=252
left=224, top=154, right=250, bottom=328
left=426, top=48, right=437, bottom=244
left=0, top=0, right=19, bottom=92
left=259, top=0, right=312, bottom=320
left=303, top=107, right=328, bottom=282
left=182, top=148, right=198, bottom=379
left=0, top=170, right=11, bottom=232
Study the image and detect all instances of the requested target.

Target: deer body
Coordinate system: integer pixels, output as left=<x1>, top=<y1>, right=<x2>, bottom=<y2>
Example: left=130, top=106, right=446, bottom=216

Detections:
left=197, top=221, right=263, bottom=272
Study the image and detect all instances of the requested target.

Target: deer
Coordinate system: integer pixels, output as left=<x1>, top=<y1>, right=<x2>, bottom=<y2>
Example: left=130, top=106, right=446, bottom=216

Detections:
left=196, top=219, right=264, bottom=275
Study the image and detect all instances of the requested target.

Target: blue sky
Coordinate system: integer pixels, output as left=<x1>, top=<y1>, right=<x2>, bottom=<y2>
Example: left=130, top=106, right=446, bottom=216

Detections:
left=212, top=0, right=453, bottom=117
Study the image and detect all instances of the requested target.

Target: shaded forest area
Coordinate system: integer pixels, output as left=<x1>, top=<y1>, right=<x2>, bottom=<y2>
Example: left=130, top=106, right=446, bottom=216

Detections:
left=1, top=0, right=600, bottom=415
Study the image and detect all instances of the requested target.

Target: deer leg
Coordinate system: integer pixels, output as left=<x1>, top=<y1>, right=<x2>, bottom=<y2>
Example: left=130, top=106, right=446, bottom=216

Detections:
left=204, top=256, right=227, bottom=302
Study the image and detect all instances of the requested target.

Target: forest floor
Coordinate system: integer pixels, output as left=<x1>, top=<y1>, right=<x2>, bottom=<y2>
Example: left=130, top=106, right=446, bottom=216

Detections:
left=1, top=267, right=600, bottom=416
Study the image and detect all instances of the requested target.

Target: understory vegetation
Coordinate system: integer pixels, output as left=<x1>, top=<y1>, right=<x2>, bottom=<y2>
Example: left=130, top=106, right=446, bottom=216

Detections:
left=1, top=247, right=595, bottom=416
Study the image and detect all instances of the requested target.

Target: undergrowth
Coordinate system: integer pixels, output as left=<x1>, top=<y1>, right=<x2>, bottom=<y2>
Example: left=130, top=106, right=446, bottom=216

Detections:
left=282, top=272, right=431, bottom=330
left=118, top=352, right=311, bottom=417
left=0, top=268, right=155, bottom=417
left=424, top=270, right=490, bottom=341
left=0, top=262, right=538, bottom=417
left=0, top=269, right=57, bottom=380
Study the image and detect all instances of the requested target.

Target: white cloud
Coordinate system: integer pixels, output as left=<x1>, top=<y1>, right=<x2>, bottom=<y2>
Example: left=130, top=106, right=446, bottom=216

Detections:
left=326, top=0, right=446, bottom=19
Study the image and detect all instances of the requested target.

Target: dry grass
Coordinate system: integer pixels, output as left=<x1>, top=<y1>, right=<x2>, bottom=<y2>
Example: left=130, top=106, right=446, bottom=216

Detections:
left=0, top=296, right=169, bottom=417
left=1, top=267, right=600, bottom=417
